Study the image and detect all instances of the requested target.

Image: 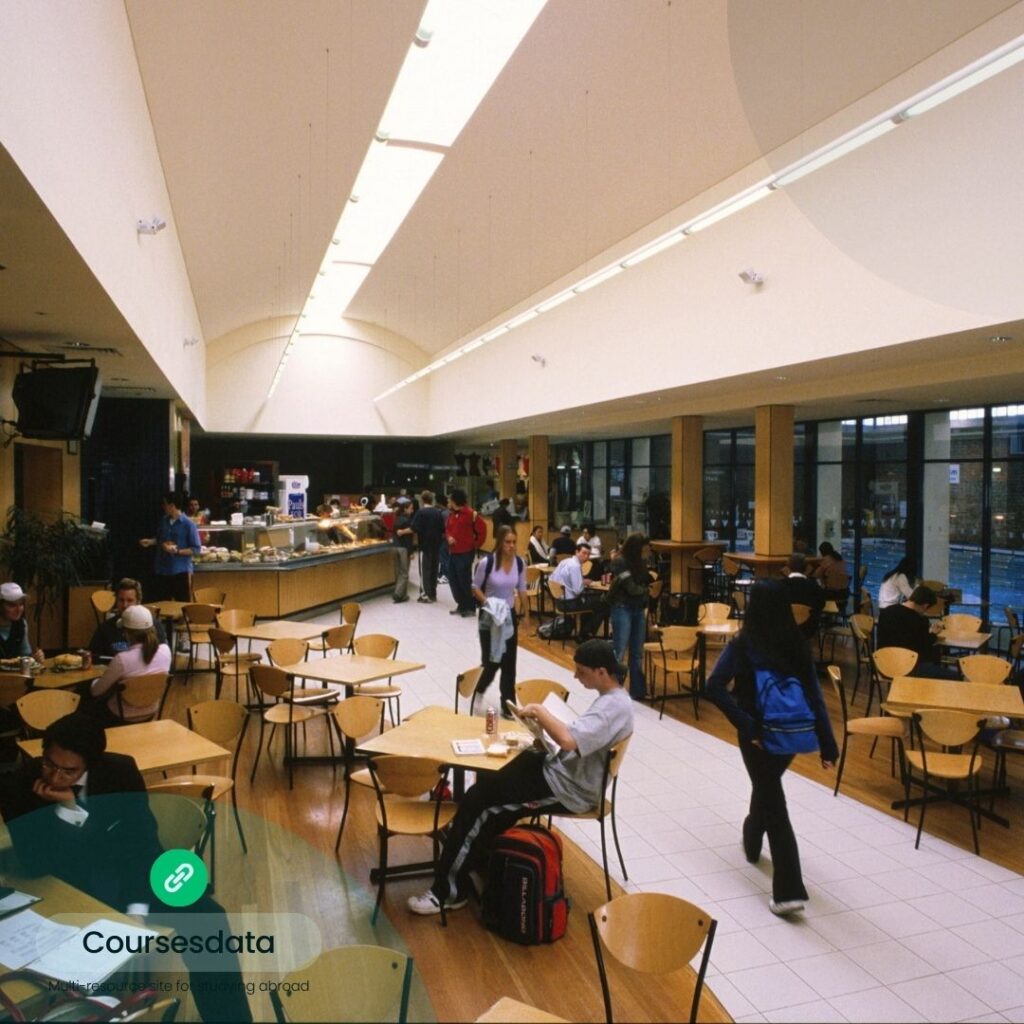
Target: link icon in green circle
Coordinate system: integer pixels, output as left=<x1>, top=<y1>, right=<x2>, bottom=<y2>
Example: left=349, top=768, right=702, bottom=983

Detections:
left=150, top=849, right=208, bottom=907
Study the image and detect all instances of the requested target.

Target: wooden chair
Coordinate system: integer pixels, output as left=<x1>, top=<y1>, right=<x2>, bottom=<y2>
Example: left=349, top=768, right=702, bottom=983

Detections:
left=454, top=665, right=485, bottom=715
left=90, top=589, right=115, bottom=626
left=827, top=665, right=904, bottom=796
left=115, top=672, right=171, bottom=723
left=692, top=546, right=723, bottom=600
left=698, top=601, right=731, bottom=624
left=121, top=997, right=181, bottom=1023
left=730, top=588, right=747, bottom=620
left=192, top=586, right=226, bottom=607
left=342, top=601, right=362, bottom=629
left=352, top=634, right=402, bottom=727
left=16, top=689, right=80, bottom=736
left=994, top=605, right=1021, bottom=655
left=181, top=603, right=218, bottom=683
left=650, top=626, right=699, bottom=720
left=986, top=728, right=1024, bottom=813
left=588, top=891, right=717, bottom=1024
left=858, top=586, right=874, bottom=617
left=215, top=608, right=256, bottom=632
left=147, top=790, right=209, bottom=854
left=943, top=613, right=982, bottom=635
left=524, top=565, right=545, bottom=619
left=367, top=755, right=456, bottom=925
left=646, top=578, right=664, bottom=629
left=515, top=678, right=569, bottom=707
left=331, top=695, right=385, bottom=852
left=208, top=626, right=261, bottom=702
left=868, top=647, right=918, bottom=718
left=267, top=639, right=338, bottom=706
left=1012, top=634, right=1024, bottom=680
left=848, top=613, right=875, bottom=703
left=791, top=603, right=812, bottom=628
left=904, top=710, right=986, bottom=853
left=311, top=623, right=356, bottom=659
left=249, top=663, right=332, bottom=790
left=269, top=945, right=413, bottom=1024
left=959, top=654, right=1012, bottom=685
left=546, top=737, right=630, bottom=901
left=546, top=580, right=589, bottom=647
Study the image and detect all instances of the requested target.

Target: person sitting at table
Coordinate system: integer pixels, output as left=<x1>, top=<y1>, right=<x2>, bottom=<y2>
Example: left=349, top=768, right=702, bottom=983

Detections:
left=878, top=556, right=918, bottom=609
left=88, top=578, right=166, bottom=660
left=0, top=714, right=253, bottom=1022
left=577, top=523, right=602, bottom=559
left=812, top=541, right=850, bottom=613
left=90, top=605, right=172, bottom=724
left=877, top=585, right=958, bottom=679
left=783, top=554, right=825, bottom=640
left=0, top=582, right=45, bottom=663
left=526, top=524, right=550, bottom=565
left=407, top=639, right=634, bottom=916
left=548, top=524, right=576, bottom=561
left=551, top=541, right=607, bottom=640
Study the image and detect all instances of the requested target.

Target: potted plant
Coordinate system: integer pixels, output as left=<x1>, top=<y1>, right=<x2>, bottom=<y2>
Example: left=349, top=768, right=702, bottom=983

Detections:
left=0, top=507, right=106, bottom=650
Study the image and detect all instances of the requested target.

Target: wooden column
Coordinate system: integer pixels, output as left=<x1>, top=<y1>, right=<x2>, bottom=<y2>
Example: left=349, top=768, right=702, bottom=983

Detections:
left=499, top=439, right=518, bottom=500
left=527, top=435, right=549, bottom=531
left=670, top=416, right=703, bottom=591
left=754, top=405, right=794, bottom=555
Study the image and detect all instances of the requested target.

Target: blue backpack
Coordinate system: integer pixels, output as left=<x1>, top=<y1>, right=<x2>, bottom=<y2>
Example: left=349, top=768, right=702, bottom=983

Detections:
left=754, top=667, right=819, bottom=755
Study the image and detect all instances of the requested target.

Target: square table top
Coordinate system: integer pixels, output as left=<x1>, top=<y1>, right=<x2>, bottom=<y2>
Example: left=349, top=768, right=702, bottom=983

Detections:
left=476, top=997, right=568, bottom=1023
left=230, top=620, right=329, bottom=642
left=886, top=676, right=1024, bottom=718
left=146, top=600, right=221, bottom=621
left=278, top=654, right=425, bottom=688
left=30, top=658, right=105, bottom=690
left=19, top=719, right=230, bottom=775
left=359, top=705, right=524, bottom=773
left=935, top=631, right=992, bottom=651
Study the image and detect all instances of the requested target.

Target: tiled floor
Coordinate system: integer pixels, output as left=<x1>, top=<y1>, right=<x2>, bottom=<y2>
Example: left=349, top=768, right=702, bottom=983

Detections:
left=294, top=581, right=1024, bottom=1023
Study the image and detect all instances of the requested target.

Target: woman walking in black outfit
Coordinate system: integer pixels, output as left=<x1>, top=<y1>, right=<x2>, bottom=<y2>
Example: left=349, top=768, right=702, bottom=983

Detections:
left=706, top=580, right=839, bottom=916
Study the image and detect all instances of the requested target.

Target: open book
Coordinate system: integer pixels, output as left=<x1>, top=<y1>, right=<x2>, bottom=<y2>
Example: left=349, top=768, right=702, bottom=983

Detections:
left=505, top=692, right=578, bottom=756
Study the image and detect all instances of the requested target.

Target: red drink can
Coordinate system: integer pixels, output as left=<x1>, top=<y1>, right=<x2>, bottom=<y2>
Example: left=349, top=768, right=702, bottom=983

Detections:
left=485, top=706, right=497, bottom=736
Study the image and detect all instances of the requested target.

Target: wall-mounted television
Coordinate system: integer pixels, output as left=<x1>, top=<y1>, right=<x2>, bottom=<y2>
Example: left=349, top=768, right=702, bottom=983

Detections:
left=12, top=363, right=101, bottom=440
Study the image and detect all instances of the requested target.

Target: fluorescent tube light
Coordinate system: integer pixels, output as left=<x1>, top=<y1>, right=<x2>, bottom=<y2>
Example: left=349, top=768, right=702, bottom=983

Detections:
left=506, top=309, right=539, bottom=330
left=686, top=185, right=775, bottom=233
left=774, top=121, right=896, bottom=187
left=903, top=36, right=1024, bottom=118
left=299, top=265, right=372, bottom=334
left=574, top=265, right=623, bottom=293
left=481, top=326, right=508, bottom=343
left=621, top=231, right=685, bottom=267
left=379, top=0, right=547, bottom=147
left=536, top=290, right=576, bottom=313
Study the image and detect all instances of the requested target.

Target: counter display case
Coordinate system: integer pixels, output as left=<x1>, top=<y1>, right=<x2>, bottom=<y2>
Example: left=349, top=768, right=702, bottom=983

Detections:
left=192, top=512, right=394, bottom=617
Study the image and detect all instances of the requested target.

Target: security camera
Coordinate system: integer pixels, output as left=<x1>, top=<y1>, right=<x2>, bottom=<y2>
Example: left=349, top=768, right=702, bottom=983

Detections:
left=738, top=268, right=764, bottom=285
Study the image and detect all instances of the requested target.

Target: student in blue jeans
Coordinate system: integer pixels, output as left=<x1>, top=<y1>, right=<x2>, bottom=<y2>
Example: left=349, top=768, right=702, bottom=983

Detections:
left=607, top=532, right=653, bottom=700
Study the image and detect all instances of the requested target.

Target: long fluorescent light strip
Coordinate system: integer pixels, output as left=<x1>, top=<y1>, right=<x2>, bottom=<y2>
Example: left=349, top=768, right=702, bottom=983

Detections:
left=374, top=33, right=1024, bottom=401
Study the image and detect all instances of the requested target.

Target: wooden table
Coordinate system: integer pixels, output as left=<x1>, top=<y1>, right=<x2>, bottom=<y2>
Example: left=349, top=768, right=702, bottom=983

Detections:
left=695, top=620, right=740, bottom=692
left=936, top=631, right=992, bottom=652
left=725, top=552, right=820, bottom=579
left=30, top=659, right=104, bottom=691
left=649, top=539, right=727, bottom=593
left=279, top=654, right=425, bottom=695
left=19, top=719, right=230, bottom=775
left=476, top=997, right=568, bottom=1023
left=231, top=620, right=330, bottom=643
left=146, top=599, right=221, bottom=621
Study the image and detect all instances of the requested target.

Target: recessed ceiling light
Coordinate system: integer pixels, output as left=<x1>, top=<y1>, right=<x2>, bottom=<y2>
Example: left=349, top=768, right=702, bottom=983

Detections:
left=774, top=375, right=788, bottom=381
left=989, top=335, right=1014, bottom=343
left=935, top=397, right=951, bottom=403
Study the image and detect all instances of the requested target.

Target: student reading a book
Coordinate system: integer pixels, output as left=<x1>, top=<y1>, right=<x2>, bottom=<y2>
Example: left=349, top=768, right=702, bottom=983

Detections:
left=407, top=639, right=633, bottom=916
left=0, top=714, right=252, bottom=1022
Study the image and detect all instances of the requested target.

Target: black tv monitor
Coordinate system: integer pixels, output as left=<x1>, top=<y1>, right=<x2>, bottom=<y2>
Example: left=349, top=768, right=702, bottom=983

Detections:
left=12, top=364, right=101, bottom=440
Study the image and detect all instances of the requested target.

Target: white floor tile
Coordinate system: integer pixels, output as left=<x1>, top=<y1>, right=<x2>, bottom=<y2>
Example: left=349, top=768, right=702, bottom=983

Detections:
left=829, top=986, right=925, bottom=1023
left=614, top=853, right=677, bottom=884
left=901, top=930, right=990, bottom=972
left=788, top=950, right=880, bottom=998
left=909, top=891, right=999, bottom=928
left=705, top=929, right=779, bottom=973
left=665, top=847, right=732, bottom=877
left=948, top=962, right=1024, bottom=1013
left=749, top=920, right=837, bottom=961
left=953, top=919, right=1024, bottom=960
left=644, top=827, right=706, bottom=854
left=695, top=868, right=769, bottom=902
left=858, top=901, right=938, bottom=939
left=890, top=974, right=991, bottom=1022
left=763, top=998, right=848, bottom=1023
left=873, top=867, right=948, bottom=900
left=845, top=939, right=937, bottom=985
left=724, top=962, right=820, bottom=1013
left=703, top=975, right=757, bottom=1019
left=1005, top=1006, right=1024, bottom=1023
left=828, top=875, right=899, bottom=910
left=969, top=885, right=1024, bottom=919
left=807, top=910, right=890, bottom=950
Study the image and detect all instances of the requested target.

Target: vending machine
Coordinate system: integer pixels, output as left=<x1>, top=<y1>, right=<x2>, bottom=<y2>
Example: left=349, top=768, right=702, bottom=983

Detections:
left=278, top=475, right=310, bottom=519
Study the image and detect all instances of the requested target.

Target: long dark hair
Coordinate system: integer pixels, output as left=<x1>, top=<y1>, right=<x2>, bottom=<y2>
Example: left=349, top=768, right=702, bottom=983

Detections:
left=882, top=556, right=916, bottom=583
left=620, top=532, right=648, bottom=577
left=492, top=524, right=517, bottom=572
left=740, top=580, right=806, bottom=675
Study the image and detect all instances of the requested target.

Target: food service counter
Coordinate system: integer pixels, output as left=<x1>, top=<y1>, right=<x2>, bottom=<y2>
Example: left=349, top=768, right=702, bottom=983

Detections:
left=192, top=543, right=395, bottom=618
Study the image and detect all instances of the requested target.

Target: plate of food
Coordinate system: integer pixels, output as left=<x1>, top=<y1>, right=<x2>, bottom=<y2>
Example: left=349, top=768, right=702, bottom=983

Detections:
left=0, top=657, right=42, bottom=673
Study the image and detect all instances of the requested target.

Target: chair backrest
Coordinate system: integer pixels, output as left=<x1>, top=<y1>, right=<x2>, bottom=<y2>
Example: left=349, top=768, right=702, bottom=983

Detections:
left=849, top=613, right=874, bottom=648
left=546, top=579, right=566, bottom=602
left=250, top=663, right=291, bottom=700
left=91, top=589, right=115, bottom=622
left=16, top=689, right=80, bottom=732
left=943, top=613, right=982, bottom=635
left=872, top=646, right=918, bottom=681
left=1012, top=633, right=1024, bottom=669
left=148, top=778, right=215, bottom=801
left=589, top=891, right=716, bottom=1024
left=267, top=638, right=309, bottom=667
left=858, top=587, right=874, bottom=616
left=658, top=625, right=699, bottom=654
left=958, top=654, right=1012, bottom=685
left=731, top=590, right=746, bottom=616
left=353, top=634, right=399, bottom=660
left=826, top=664, right=849, bottom=727
left=208, top=626, right=238, bottom=658
left=524, top=565, right=543, bottom=590
left=269, top=945, right=413, bottom=1024
left=912, top=709, right=985, bottom=750
left=341, top=601, right=362, bottom=628
left=581, top=560, right=593, bottom=577
left=647, top=578, right=664, bottom=603
left=192, top=587, right=226, bottom=606
left=857, top=563, right=868, bottom=586
left=693, top=546, right=722, bottom=566
left=455, top=665, right=484, bottom=709
left=117, top=672, right=169, bottom=714
left=605, top=735, right=631, bottom=783
left=722, top=556, right=740, bottom=578
left=322, top=624, right=356, bottom=653
left=147, top=792, right=209, bottom=852
left=515, top=679, right=569, bottom=706
left=332, top=695, right=384, bottom=741
left=216, top=608, right=256, bottom=631
left=120, top=996, right=181, bottom=1023
left=1006, top=606, right=1020, bottom=632
left=0, top=674, right=30, bottom=710
left=791, top=603, right=811, bottom=626
left=698, top=602, right=730, bottom=623
left=182, top=603, right=218, bottom=626
left=369, top=755, right=445, bottom=799
left=187, top=699, right=248, bottom=750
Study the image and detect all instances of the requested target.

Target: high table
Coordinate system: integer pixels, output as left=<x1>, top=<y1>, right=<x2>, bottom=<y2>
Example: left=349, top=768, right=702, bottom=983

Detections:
left=885, top=675, right=1024, bottom=827
left=19, top=719, right=230, bottom=775
left=724, top=552, right=820, bottom=579
left=649, top=540, right=726, bottom=593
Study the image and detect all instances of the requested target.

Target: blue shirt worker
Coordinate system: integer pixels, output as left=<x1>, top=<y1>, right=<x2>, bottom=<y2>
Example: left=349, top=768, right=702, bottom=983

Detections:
left=139, top=492, right=202, bottom=602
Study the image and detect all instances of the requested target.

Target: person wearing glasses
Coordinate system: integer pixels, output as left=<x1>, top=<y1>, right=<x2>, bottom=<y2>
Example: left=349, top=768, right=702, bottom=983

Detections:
left=0, top=714, right=253, bottom=1022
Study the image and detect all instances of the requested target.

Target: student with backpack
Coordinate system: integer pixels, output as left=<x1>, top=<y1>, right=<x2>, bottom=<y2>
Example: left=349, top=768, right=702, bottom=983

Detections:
left=407, top=639, right=633, bottom=917
left=705, top=579, right=838, bottom=918
left=471, top=524, right=528, bottom=711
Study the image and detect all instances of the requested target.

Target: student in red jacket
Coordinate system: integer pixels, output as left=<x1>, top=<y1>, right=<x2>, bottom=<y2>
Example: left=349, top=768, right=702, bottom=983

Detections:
left=445, top=488, right=486, bottom=617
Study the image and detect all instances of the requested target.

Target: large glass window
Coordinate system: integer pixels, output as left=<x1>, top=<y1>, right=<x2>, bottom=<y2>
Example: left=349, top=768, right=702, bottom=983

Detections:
left=702, top=428, right=755, bottom=551
left=859, top=416, right=908, bottom=586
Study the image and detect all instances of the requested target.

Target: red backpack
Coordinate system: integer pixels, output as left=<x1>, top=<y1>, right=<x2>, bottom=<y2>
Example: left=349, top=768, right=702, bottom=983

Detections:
left=482, top=824, right=570, bottom=944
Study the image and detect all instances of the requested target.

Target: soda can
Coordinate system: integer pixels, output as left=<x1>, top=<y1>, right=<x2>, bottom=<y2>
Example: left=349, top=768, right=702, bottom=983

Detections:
left=485, top=706, right=497, bottom=736
left=20, top=656, right=33, bottom=676
left=79, top=648, right=92, bottom=669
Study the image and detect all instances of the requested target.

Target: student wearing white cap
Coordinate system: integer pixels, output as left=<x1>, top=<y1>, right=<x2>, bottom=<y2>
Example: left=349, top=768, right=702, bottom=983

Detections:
left=0, top=583, right=44, bottom=663
left=90, top=605, right=172, bottom=724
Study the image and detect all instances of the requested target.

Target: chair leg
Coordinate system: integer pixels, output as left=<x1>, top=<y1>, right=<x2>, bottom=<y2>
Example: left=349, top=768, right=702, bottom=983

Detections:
left=834, top=734, right=849, bottom=796
left=609, top=804, right=627, bottom=885
left=230, top=785, right=247, bottom=854
left=372, top=829, right=387, bottom=925
left=334, top=771, right=352, bottom=853
left=915, top=769, right=928, bottom=849
left=969, top=773, right=980, bottom=855
left=598, top=814, right=612, bottom=902
left=249, top=716, right=266, bottom=783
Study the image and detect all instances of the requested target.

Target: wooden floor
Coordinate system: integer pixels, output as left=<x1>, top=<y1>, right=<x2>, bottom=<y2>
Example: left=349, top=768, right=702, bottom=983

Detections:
left=160, top=664, right=731, bottom=1023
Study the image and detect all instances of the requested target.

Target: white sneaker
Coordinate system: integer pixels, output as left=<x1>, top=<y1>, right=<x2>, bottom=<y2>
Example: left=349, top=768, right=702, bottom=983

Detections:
left=406, top=890, right=467, bottom=916
left=769, top=899, right=805, bottom=917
